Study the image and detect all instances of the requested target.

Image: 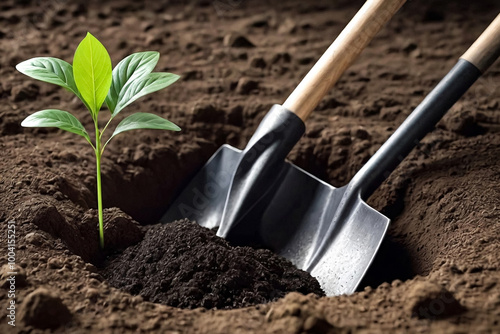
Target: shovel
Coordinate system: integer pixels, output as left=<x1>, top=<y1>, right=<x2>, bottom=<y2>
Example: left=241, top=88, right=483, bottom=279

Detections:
left=163, top=0, right=500, bottom=295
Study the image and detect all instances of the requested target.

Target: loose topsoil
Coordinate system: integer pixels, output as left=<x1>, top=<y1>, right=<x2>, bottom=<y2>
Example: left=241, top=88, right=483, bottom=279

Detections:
left=102, top=220, right=324, bottom=309
left=1, top=0, right=500, bottom=333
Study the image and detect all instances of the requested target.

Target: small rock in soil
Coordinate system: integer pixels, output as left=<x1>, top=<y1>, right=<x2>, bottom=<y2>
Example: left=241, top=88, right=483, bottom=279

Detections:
left=405, top=281, right=465, bottom=319
left=223, top=33, right=255, bottom=48
left=102, top=220, right=324, bottom=309
left=19, top=287, right=72, bottom=329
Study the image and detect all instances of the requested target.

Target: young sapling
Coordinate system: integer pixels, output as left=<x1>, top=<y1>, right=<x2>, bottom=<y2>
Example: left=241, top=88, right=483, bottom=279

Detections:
left=16, top=32, right=181, bottom=248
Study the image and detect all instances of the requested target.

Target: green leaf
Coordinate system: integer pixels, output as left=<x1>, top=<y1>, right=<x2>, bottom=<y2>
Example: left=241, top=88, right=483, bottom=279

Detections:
left=16, top=57, right=79, bottom=95
left=21, top=109, right=91, bottom=143
left=105, top=51, right=160, bottom=113
left=112, top=72, right=180, bottom=117
left=109, top=112, right=180, bottom=141
left=73, top=32, right=112, bottom=116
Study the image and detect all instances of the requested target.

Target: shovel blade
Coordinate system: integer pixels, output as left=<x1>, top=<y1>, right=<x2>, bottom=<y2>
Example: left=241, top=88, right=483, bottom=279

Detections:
left=236, top=163, right=390, bottom=295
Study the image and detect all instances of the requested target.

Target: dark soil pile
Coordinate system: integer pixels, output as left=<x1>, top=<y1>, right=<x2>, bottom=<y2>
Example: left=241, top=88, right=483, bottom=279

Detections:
left=102, top=220, right=324, bottom=309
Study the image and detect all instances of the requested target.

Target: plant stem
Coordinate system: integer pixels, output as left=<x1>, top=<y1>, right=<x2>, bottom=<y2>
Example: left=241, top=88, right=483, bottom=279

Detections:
left=95, top=122, right=104, bottom=248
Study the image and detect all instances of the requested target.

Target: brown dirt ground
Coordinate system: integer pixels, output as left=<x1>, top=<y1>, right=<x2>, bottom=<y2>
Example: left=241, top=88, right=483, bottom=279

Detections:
left=1, top=0, right=500, bottom=333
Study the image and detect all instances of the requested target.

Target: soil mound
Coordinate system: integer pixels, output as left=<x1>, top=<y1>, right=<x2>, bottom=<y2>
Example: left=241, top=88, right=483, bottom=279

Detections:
left=102, top=220, right=324, bottom=309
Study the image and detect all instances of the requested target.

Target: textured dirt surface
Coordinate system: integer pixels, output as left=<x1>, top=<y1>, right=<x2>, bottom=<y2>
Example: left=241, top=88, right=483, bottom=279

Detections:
left=102, top=219, right=324, bottom=309
left=1, top=0, right=500, bottom=333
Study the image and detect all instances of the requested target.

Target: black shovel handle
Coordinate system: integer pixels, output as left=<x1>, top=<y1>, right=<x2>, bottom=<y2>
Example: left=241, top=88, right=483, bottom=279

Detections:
left=351, top=13, right=500, bottom=199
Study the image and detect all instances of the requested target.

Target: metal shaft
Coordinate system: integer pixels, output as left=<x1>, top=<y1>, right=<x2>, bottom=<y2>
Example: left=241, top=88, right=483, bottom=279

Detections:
left=349, top=59, right=482, bottom=200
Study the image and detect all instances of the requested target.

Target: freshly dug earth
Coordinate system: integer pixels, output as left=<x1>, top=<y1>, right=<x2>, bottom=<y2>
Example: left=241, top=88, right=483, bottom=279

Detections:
left=1, top=0, right=500, bottom=333
left=102, top=220, right=324, bottom=309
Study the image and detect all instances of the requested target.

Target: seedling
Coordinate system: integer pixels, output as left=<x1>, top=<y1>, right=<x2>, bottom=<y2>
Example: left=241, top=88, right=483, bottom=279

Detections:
left=16, top=32, right=181, bottom=248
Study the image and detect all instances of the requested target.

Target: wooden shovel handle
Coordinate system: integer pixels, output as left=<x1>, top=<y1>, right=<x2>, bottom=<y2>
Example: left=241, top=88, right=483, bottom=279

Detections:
left=283, top=0, right=406, bottom=121
left=461, top=13, right=500, bottom=73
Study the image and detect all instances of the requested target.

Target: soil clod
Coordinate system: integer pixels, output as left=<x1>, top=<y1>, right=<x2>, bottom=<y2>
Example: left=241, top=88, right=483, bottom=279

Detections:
left=18, top=288, right=72, bottom=330
left=406, top=281, right=465, bottom=319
